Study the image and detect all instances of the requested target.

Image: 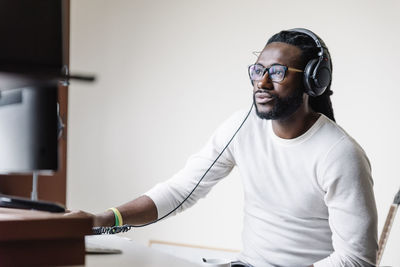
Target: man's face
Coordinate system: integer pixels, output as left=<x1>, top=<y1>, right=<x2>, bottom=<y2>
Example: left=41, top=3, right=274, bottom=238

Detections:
left=252, top=42, right=305, bottom=120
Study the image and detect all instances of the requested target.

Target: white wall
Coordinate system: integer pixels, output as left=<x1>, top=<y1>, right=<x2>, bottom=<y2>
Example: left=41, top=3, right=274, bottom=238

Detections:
left=67, top=0, right=400, bottom=265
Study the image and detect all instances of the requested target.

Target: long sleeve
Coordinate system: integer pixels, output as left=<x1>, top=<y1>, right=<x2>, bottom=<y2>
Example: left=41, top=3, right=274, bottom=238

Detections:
left=314, top=136, right=378, bottom=267
left=144, top=111, right=245, bottom=219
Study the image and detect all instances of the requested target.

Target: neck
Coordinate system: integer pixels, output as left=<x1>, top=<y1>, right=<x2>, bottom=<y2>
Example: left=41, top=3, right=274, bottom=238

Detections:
left=271, top=102, right=320, bottom=139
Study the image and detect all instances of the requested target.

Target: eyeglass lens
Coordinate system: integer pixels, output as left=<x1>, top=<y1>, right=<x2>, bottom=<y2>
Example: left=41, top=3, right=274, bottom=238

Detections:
left=249, top=64, right=286, bottom=82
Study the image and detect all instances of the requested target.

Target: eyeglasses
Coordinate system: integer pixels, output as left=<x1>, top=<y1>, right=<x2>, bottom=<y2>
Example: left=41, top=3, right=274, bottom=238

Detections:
left=248, top=64, right=303, bottom=83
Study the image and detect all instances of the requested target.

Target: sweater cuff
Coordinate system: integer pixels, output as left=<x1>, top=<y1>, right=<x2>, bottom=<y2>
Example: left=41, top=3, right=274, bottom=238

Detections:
left=144, top=183, right=175, bottom=219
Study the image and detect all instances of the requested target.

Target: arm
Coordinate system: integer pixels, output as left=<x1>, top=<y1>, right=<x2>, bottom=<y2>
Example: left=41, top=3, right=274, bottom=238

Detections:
left=314, top=137, right=378, bottom=266
left=142, top=111, right=246, bottom=220
left=94, top=150, right=233, bottom=226
left=70, top=125, right=235, bottom=226
left=95, top=195, right=157, bottom=227
left=95, top=110, right=245, bottom=226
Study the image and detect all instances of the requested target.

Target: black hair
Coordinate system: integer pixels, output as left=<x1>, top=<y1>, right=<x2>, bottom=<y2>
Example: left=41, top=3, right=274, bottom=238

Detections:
left=266, top=30, right=335, bottom=122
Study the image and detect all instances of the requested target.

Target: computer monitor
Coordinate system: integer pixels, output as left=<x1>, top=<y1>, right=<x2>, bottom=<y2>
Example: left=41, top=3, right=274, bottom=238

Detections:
left=0, top=82, right=64, bottom=212
left=0, top=83, right=58, bottom=174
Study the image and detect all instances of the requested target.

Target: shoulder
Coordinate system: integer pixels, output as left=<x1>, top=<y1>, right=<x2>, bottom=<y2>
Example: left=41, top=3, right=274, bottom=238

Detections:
left=318, top=116, right=368, bottom=162
left=316, top=116, right=372, bottom=185
left=312, top=115, right=366, bottom=158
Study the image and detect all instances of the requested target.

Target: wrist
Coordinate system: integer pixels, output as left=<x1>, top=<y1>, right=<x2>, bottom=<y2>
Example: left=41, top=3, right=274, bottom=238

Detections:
left=95, top=210, right=115, bottom=227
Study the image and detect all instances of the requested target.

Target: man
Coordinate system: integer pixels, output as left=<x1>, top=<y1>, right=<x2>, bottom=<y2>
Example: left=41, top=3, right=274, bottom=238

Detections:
left=87, top=29, right=378, bottom=266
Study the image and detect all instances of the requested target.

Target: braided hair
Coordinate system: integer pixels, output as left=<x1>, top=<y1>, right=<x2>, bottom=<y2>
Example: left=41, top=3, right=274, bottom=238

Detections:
left=266, top=31, right=335, bottom=122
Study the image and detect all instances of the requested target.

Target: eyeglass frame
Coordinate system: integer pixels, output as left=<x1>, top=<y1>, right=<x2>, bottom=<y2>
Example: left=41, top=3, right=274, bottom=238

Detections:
left=248, top=63, right=303, bottom=83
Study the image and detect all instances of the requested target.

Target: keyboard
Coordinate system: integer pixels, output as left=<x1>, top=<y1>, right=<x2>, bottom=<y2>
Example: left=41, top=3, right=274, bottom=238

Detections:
left=0, top=194, right=65, bottom=213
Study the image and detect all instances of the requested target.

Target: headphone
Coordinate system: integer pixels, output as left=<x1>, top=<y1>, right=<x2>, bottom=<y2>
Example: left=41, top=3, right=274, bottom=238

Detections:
left=288, top=28, right=332, bottom=97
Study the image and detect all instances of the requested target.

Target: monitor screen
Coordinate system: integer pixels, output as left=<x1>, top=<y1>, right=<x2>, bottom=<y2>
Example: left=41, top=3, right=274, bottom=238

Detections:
left=0, top=83, right=58, bottom=173
left=0, top=0, right=64, bottom=76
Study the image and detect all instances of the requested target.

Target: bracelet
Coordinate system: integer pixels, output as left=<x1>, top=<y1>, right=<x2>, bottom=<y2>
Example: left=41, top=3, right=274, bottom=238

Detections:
left=108, top=207, right=123, bottom=226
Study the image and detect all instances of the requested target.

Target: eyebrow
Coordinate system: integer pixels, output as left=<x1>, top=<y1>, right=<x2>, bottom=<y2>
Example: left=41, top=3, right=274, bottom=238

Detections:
left=255, top=63, right=284, bottom=68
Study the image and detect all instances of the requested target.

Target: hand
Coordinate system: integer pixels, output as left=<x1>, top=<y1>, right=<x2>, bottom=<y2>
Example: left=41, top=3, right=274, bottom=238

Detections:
left=64, top=210, right=113, bottom=227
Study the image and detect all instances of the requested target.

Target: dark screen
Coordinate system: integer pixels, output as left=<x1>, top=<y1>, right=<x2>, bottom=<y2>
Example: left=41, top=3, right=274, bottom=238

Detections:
left=0, top=0, right=63, bottom=74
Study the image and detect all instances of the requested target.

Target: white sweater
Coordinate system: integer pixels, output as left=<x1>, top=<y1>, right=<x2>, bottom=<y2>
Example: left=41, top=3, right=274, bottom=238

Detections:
left=145, top=109, right=378, bottom=267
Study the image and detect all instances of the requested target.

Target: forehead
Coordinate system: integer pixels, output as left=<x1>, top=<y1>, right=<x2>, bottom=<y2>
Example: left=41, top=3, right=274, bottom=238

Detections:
left=256, top=42, right=303, bottom=68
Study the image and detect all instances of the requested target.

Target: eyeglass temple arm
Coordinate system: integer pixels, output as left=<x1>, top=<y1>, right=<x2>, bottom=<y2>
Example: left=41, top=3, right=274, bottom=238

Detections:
left=287, top=67, right=303, bottom=73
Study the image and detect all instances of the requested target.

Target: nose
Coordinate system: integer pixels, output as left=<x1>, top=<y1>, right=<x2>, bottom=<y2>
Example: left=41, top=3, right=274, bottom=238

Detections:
left=256, top=71, right=273, bottom=90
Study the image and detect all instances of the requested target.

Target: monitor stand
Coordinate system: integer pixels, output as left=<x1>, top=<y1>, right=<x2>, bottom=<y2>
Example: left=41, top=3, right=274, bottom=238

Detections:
left=31, top=171, right=38, bottom=200
left=0, top=171, right=65, bottom=213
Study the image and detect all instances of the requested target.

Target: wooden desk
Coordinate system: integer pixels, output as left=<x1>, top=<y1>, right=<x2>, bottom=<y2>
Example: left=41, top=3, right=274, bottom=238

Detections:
left=0, top=207, right=92, bottom=266
left=84, top=235, right=202, bottom=267
left=0, top=208, right=202, bottom=266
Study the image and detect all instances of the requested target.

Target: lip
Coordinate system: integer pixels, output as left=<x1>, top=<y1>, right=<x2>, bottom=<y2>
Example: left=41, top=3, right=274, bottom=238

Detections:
left=255, top=92, right=274, bottom=104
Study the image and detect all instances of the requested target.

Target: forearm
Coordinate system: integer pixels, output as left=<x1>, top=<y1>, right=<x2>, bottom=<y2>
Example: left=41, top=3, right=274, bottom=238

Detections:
left=95, top=195, right=158, bottom=226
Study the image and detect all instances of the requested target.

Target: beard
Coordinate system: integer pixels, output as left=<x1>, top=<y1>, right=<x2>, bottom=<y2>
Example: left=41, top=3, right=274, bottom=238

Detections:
left=253, top=88, right=304, bottom=120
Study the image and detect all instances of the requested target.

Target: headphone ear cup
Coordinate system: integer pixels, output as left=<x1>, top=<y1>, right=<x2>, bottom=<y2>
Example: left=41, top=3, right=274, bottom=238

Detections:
left=303, top=59, right=318, bottom=97
left=313, top=59, right=331, bottom=96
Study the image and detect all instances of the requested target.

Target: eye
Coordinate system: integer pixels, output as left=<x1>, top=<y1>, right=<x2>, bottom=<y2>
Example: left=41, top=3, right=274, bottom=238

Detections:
left=269, top=66, right=281, bottom=74
left=269, top=66, right=285, bottom=78
left=255, top=69, right=262, bottom=75
left=251, top=65, right=265, bottom=78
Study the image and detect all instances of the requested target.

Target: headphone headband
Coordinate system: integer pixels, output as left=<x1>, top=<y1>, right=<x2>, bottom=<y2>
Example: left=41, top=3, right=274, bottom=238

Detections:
left=289, top=28, right=326, bottom=48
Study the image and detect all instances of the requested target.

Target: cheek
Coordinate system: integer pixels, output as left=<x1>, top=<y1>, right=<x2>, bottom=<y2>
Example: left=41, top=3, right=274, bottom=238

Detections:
left=287, top=73, right=303, bottom=85
left=295, top=75, right=304, bottom=89
left=277, top=76, right=303, bottom=94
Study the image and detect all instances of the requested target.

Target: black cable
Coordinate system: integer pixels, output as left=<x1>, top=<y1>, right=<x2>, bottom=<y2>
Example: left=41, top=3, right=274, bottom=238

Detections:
left=92, top=104, right=254, bottom=235
left=92, top=225, right=132, bottom=235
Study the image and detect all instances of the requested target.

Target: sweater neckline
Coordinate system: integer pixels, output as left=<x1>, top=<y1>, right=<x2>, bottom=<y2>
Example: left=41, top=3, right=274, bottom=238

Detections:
left=268, top=114, right=326, bottom=146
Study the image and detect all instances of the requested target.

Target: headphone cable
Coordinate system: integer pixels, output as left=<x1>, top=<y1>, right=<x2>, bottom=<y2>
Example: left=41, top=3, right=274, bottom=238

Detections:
left=93, top=103, right=254, bottom=234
